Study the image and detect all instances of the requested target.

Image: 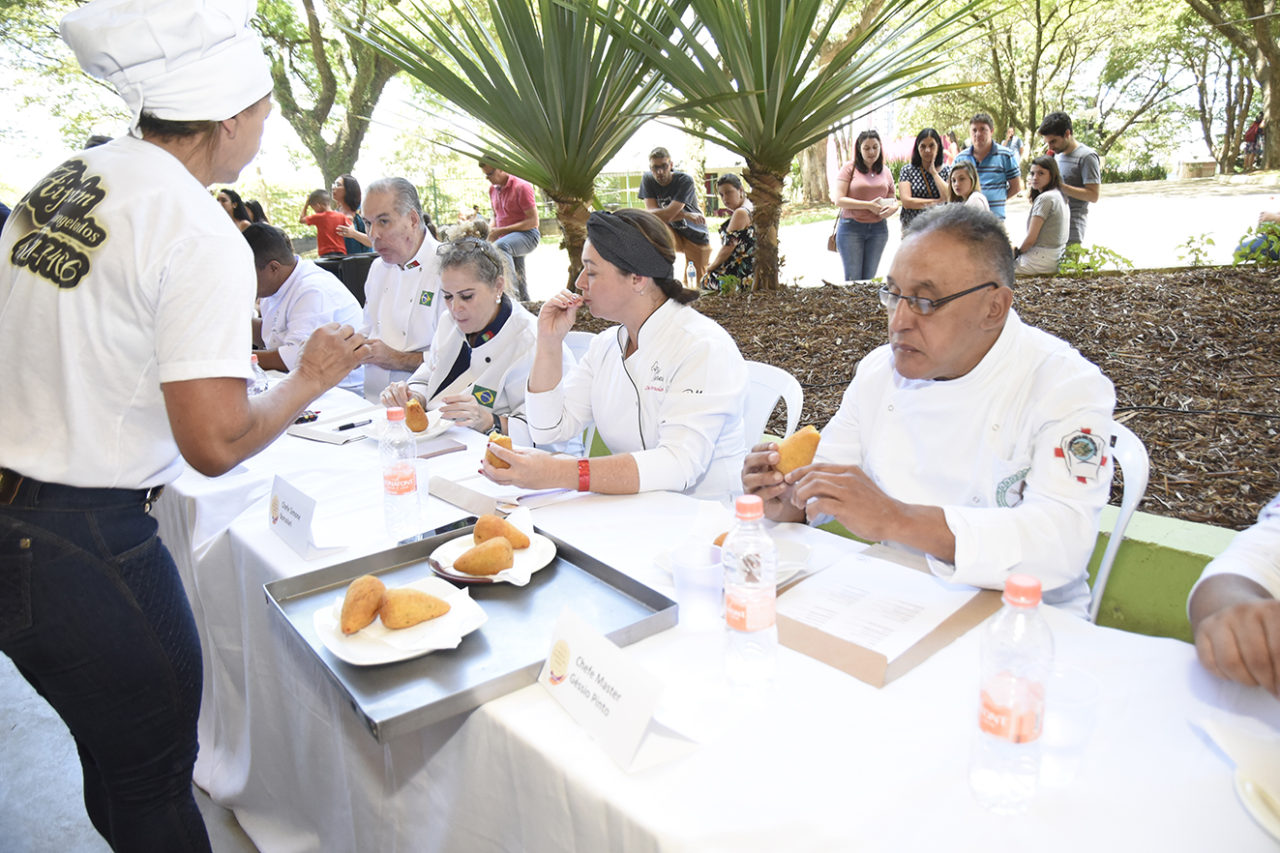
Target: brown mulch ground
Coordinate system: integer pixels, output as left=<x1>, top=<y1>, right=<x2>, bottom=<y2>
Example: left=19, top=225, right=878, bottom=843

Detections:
left=568, top=267, right=1280, bottom=531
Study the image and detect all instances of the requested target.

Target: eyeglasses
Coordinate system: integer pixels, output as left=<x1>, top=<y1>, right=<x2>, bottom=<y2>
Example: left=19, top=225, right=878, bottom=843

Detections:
left=877, top=282, right=998, bottom=316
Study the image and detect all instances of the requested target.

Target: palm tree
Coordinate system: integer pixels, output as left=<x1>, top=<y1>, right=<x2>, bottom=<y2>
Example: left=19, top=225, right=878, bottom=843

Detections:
left=347, top=0, right=684, bottom=287
left=585, top=0, right=989, bottom=290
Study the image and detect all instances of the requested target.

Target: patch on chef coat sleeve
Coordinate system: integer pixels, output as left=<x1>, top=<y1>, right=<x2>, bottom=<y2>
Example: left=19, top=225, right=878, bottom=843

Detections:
left=1054, top=427, right=1108, bottom=484
left=472, top=385, right=496, bottom=406
left=1260, top=493, right=1280, bottom=522
left=419, top=289, right=434, bottom=306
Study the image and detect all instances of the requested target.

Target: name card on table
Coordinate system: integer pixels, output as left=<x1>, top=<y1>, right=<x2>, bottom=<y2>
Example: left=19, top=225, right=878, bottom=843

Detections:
left=538, top=608, right=662, bottom=769
left=269, top=475, right=343, bottom=559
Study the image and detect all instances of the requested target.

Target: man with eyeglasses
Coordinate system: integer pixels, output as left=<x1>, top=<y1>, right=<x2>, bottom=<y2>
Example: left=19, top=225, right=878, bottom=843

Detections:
left=638, top=147, right=711, bottom=284
left=743, top=204, right=1116, bottom=617
left=360, top=177, right=445, bottom=400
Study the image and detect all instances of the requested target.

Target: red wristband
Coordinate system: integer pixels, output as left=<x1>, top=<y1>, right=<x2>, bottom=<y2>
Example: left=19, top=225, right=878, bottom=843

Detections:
left=577, top=458, right=590, bottom=492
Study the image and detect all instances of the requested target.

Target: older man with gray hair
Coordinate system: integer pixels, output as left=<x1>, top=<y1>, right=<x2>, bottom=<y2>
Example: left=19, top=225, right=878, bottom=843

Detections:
left=743, top=204, right=1117, bottom=617
left=359, top=177, right=445, bottom=399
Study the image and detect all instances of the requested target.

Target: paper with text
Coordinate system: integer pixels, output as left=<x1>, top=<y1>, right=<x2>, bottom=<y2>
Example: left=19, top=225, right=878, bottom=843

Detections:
left=776, top=551, right=980, bottom=662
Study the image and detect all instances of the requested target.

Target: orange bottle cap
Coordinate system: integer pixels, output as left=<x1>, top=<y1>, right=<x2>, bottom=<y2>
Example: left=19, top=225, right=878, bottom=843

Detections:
left=734, top=494, right=764, bottom=520
left=1003, top=573, right=1042, bottom=607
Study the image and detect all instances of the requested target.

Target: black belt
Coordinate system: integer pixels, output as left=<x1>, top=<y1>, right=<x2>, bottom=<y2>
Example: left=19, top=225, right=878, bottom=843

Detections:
left=0, top=467, right=164, bottom=511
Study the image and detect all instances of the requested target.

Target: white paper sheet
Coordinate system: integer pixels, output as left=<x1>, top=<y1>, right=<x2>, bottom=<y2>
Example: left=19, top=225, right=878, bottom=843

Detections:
left=776, top=550, right=980, bottom=662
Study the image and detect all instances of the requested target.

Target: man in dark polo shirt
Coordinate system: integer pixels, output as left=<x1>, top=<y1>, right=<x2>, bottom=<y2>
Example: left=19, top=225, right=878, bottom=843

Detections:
left=638, top=147, right=711, bottom=284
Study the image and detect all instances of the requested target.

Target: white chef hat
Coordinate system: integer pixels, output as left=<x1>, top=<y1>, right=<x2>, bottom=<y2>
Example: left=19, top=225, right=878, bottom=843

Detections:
left=60, top=0, right=274, bottom=134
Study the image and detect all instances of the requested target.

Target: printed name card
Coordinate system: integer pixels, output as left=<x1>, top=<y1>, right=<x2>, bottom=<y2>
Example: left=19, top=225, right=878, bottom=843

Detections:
left=269, top=475, right=323, bottom=558
left=538, top=608, right=662, bottom=769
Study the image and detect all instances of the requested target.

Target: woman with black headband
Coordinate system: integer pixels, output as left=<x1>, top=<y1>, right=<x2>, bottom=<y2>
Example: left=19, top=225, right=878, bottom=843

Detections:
left=381, top=238, right=572, bottom=438
left=482, top=208, right=748, bottom=498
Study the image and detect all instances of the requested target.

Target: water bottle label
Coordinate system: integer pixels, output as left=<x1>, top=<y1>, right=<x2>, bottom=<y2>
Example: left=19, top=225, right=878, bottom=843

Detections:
left=383, top=462, right=418, bottom=496
left=726, top=589, right=775, bottom=632
left=978, top=683, right=1045, bottom=743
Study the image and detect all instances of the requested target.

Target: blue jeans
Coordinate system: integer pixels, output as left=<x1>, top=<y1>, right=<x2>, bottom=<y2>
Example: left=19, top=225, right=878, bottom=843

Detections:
left=494, top=229, right=540, bottom=300
left=0, top=479, right=209, bottom=852
left=836, top=217, right=889, bottom=281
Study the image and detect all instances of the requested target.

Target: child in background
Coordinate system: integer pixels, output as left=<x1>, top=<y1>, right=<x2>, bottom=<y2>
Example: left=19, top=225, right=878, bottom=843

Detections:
left=298, top=189, right=350, bottom=257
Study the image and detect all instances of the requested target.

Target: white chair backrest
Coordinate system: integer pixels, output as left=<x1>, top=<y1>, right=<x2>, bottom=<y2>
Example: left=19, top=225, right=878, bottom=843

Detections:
left=564, top=330, right=594, bottom=364
left=743, top=361, right=803, bottom=444
left=1089, top=420, right=1151, bottom=623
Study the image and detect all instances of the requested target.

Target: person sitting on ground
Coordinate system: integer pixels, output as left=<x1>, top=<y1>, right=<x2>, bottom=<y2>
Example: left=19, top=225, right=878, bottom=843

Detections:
left=246, top=223, right=364, bottom=394
left=703, top=173, right=755, bottom=291
left=1233, top=209, right=1280, bottom=261
left=639, top=146, right=712, bottom=284
left=299, top=189, right=350, bottom=258
left=245, top=199, right=269, bottom=223
left=1014, top=155, right=1069, bottom=275
left=332, top=174, right=374, bottom=255
left=898, top=127, right=952, bottom=232
left=1189, top=493, right=1280, bottom=696
left=948, top=160, right=989, bottom=212
left=742, top=204, right=1116, bottom=617
left=482, top=208, right=749, bottom=500
left=380, top=238, right=572, bottom=439
left=217, top=186, right=252, bottom=231
left=359, top=177, right=445, bottom=401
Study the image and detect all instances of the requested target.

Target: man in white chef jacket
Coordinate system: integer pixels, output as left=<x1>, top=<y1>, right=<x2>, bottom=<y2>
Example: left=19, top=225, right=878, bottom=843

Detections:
left=742, top=203, right=1116, bottom=618
left=246, top=223, right=364, bottom=394
left=360, top=177, right=444, bottom=400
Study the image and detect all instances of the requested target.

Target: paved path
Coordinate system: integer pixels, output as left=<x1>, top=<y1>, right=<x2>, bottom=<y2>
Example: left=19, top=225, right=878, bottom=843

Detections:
left=522, top=173, right=1280, bottom=301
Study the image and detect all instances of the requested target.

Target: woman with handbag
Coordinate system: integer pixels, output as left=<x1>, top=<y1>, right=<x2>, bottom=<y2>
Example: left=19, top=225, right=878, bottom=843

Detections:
left=832, top=130, right=899, bottom=281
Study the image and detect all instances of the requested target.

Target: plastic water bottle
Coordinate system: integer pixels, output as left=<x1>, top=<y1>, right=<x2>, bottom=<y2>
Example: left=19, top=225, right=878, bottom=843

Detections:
left=969, top=574, right=1054, bottom=814
left=685, top=261, right=697, bottom=290
left=247, top=354, right=269, bottom=396
left=380, top=407, right=421, bottom=540
left=722, top=494, right=777, bottom=686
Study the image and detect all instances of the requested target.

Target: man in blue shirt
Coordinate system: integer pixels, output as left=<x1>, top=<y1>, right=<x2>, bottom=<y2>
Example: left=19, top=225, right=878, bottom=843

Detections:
left=955, top=113, right=1022, bottom=219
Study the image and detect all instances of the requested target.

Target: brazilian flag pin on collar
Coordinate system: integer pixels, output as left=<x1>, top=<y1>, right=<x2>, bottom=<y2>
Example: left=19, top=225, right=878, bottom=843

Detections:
left=472, top=385, right=496, bottom=406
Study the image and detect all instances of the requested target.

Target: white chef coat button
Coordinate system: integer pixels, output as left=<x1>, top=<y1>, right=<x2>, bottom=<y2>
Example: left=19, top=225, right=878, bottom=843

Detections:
left=971, top=496, right=980, bottom=504
left=887, top=404, right=894, bottom=412
left=991, top=424, right=999, bottom=431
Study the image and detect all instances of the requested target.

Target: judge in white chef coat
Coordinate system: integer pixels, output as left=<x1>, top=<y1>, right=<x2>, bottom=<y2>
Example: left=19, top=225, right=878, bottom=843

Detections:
left=360, top=176, right=444, bottom=400
left=482, top=208, right=748, bottom=499
left=381, top=237, right=571, bottom=441
left=743, top=204, right=1116, bottom=617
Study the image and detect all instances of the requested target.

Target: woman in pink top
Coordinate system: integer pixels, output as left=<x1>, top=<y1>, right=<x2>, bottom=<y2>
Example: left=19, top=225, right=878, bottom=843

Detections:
left=832, top=130, right=899, bottom=281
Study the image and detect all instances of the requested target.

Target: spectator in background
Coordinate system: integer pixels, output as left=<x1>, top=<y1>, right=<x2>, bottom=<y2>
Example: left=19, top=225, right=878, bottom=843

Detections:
left=948, top=160, right=989, bottom=212
left=0, top=201, right=9, bottom=232
left=245, top=223, right=364, bottom=394
left=833, top=129, right=899, bottom=280
left=1038, top=111, right=1101, bottom=245
left=480, top=160, right=540, bottom=301
left=638, top=146, right=711, bottom=287
left=1243, top=114, right=1263, bottom=172
left=332, top=174, right=374, bottom=255
left=954, top=113, right=1021, bottom=219
left=298, top=189, right=350, bottom=258
left=217, top=187, right=252, bottom=232
left=84, top=134, right=112, bottom=148
left=703, top=173, right=755, bottom=291
left=1004, top=127, right=1024, bottom=162
left=1014, top=156, right=1069, bottom=275
left=245, top=199, right=268, bottom=223
left=1189, top=493, right=1280, bottom=696
left=898, top=128, right=951, bottom=233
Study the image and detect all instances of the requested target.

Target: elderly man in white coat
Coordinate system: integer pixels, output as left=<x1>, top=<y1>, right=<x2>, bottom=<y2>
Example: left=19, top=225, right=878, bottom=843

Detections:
left=743, top=204, right=1117, bottom=618
left=360, top=176, right=444, bottom=400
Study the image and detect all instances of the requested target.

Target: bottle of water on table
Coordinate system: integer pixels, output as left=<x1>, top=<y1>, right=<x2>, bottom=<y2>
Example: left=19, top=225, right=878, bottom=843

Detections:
left=247, top=353, right=269, bottom=396
left=970, top=573, right=1054, bottom=814
left=722, top=494, right=777, bottom=686
left=380, top=407, right=421, bottom=540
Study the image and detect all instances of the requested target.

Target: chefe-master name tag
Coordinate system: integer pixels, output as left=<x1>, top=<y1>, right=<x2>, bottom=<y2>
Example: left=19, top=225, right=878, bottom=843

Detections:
left=539, top=607, right=662, bottom=769
left=269, top=475, right=318, bottom=558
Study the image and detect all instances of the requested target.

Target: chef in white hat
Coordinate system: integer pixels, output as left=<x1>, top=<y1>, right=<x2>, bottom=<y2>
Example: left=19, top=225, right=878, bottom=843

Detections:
left=0, top=2, right=368, bottom=849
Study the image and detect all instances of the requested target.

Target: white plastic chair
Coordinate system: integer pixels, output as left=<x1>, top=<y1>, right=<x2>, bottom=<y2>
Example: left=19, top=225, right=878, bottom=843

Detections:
left=743, top=361, right=803, bottom=444
left=564, top=330, right=594, bottom=364
left=1088, top=420, right=1151, bottom=623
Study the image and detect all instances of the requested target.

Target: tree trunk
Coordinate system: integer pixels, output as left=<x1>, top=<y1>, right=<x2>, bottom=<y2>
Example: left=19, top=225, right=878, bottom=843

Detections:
left=800, top=137, right=829, bottom=204
left=744, top=161, right=787, bottom=291
left=550, top=195, right=591, bottom=290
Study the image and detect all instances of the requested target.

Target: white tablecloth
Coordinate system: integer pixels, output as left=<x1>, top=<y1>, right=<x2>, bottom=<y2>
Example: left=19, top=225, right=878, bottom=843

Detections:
left=155, top=388, right=1280, bottom=852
